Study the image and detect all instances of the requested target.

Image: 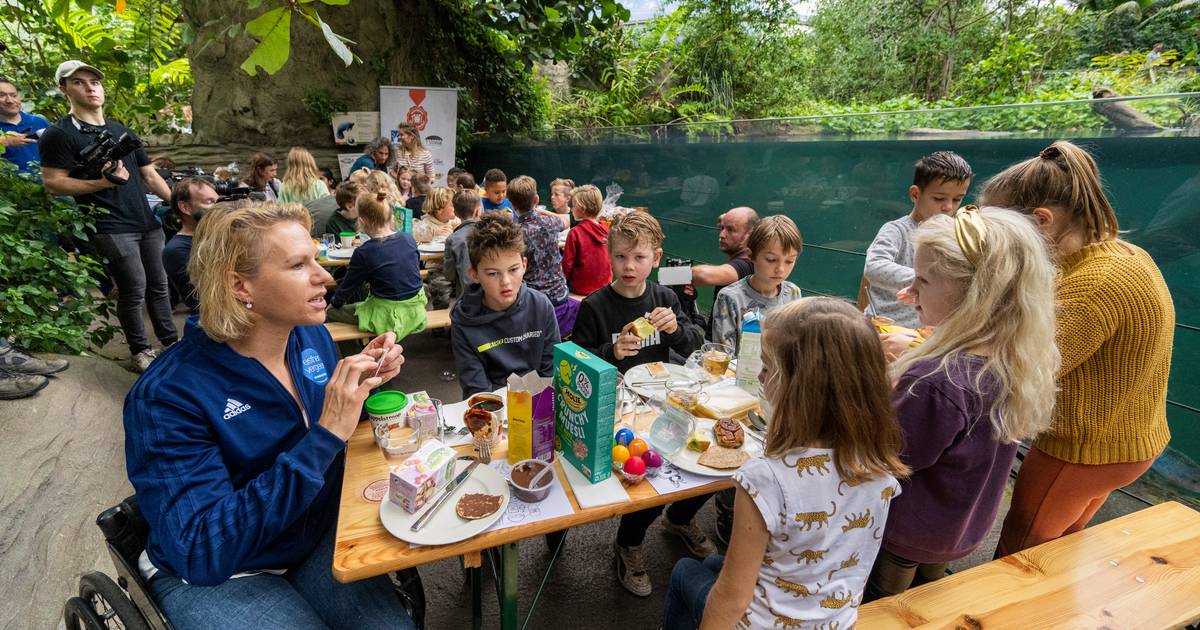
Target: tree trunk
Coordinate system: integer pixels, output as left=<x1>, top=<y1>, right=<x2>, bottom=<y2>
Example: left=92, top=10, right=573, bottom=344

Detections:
left=168, top=0, right=437, bottom=168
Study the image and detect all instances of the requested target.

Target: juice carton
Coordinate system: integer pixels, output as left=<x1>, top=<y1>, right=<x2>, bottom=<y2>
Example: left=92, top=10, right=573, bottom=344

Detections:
left=507, top=372, right=555, bottom=465
left=389, top=439, right=456, bottom=513
left=553, top=342, right=618, bottom=483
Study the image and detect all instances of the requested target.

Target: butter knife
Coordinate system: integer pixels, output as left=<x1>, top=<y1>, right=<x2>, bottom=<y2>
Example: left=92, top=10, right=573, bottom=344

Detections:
left=411, top=458, right=480, bottom=532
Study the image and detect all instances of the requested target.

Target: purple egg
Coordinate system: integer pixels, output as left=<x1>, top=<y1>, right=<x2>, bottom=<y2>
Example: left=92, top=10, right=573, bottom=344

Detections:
left=641, top=449, right=662, bottom=468
left=615, top=428, right=635, bottom=447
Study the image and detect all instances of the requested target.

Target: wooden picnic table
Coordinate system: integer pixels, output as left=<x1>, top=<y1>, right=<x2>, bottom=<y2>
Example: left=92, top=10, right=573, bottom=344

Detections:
left=858, top=500, right=1200, bottom=629
left=334, top=407, right=731, bottom=630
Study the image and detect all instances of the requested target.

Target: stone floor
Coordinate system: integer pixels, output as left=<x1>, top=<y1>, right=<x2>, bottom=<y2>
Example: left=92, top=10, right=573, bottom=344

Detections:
left=0, top=312, right=1175, bottom=630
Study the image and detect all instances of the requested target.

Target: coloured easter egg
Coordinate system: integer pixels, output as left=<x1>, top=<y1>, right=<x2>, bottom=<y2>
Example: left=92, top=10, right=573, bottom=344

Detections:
left=615, top=428, right=635, bottom=447
left=641, top=449, right=662, bottom=468
left=628, top=438, right=649, bottom=458
left=612, top=444, right=630, bottom=465
left=623, top=455, right=646, bottom=476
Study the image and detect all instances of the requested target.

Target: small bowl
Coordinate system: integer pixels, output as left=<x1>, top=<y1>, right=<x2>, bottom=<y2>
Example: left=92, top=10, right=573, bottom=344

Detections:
left=509, top=459, right=555, bottom=503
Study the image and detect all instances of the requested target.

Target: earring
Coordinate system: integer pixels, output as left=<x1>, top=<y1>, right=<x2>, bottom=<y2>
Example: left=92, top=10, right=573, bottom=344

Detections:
left=245, top=301, right=253, bottom=310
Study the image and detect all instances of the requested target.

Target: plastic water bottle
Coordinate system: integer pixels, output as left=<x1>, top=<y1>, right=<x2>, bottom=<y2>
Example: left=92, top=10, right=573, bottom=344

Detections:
left=736, top=310, right=763, bottom=393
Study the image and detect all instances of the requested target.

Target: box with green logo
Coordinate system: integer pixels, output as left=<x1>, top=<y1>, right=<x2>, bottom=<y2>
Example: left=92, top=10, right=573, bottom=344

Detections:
left=553, top=342, right=618, bottom=483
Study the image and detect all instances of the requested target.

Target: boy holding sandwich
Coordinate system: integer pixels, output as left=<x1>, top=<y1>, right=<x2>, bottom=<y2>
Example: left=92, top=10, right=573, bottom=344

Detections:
left=572, top=211, right=708, bottom=598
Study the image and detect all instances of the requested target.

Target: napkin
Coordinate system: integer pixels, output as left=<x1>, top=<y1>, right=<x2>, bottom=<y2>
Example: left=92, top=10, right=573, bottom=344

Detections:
left=560, top=458, right=629, bottom=509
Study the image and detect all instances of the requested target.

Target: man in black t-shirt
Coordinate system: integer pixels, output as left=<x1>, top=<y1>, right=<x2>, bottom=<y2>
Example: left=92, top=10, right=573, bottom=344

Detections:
left=673, top=206, right=760, bottom=336
left=40, top=61, right=177, bottom=373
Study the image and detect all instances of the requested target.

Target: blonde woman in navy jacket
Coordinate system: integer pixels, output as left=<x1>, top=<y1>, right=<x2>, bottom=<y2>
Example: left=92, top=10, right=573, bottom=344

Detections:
left=124, top=201, right=414, bottom=629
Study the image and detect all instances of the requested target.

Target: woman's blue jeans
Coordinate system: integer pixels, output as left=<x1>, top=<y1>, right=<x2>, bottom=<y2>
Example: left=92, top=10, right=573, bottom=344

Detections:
left=147, top=525, right=415, bottom=630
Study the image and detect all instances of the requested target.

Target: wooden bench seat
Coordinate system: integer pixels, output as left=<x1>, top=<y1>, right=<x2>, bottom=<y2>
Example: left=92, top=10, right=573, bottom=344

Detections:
left=325, top=309, right=452, bottom=343
left=857, top=501, right=1200, bottom=629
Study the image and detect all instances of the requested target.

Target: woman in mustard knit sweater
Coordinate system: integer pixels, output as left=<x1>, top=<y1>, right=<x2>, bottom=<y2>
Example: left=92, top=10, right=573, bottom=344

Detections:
left=982, top=141, right=1175, bottom=555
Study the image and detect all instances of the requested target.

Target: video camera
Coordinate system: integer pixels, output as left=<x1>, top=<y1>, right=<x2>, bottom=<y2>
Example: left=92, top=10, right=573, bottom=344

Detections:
left=75, top=128, right=143, bottom=183
left=161, top=166, right=266, bottom=202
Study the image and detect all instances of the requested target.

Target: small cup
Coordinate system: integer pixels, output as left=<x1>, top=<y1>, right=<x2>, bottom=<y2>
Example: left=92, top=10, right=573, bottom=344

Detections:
left=665, top=380, right=708, bottom=413
left=339, top=231, right=356, bottom=249
left=700, top=342, right=733, bottom=379
left=509, top=459, right=555, bottom=503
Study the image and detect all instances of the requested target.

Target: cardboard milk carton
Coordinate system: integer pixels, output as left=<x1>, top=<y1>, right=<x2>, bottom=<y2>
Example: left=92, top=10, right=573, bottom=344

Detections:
left=553, top=342, right=618, bottom=483
left=389, top=439, right=456, bottom=513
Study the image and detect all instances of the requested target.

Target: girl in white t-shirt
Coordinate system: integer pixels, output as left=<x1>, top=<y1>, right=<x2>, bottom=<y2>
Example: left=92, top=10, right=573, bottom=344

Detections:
left=662, top=297, right=909, bottom=630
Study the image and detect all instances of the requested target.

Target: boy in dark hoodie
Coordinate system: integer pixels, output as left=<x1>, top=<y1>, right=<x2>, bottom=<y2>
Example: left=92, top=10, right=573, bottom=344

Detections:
left=561, top=184, right=612, bottom=296
left=444, top=189, right=482, bottom=300
left=450, top=213, right=561, bottom=397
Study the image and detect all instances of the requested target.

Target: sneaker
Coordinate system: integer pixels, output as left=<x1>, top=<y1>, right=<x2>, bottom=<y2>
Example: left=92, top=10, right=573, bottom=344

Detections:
left=663, top=519, right=718, bottom=557
left=132, top=349, right=158, bottom=373
left=0, top=339, right=69, bottom=376
left=0, top=368, right=49, bottom=400
left=614, top=542, right=653, bottom=597
left=715, top=501, right=734, bottom=548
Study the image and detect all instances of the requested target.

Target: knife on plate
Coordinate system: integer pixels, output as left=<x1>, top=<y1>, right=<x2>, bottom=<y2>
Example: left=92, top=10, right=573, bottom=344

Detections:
left=411, top=458, right=481, bottom=532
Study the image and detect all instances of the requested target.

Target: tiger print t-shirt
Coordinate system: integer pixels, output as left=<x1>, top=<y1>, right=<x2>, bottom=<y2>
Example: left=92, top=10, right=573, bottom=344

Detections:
left=733, top=448, right=901, bottom=630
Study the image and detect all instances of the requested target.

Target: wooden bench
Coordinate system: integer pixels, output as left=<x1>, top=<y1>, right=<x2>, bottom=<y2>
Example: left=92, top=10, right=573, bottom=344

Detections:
left=857, top=501, right=1200, bottom=629
left=324, top=309, right=452, bottom=343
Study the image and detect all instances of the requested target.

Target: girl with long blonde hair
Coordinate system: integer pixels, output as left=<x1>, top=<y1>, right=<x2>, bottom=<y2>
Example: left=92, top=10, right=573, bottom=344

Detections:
left=983, top=141, right=1174, bottom=556
left=363, top=169, right=405, bottom=208
left=278, top=147, right=329, bottom=204
left=865, top=206, right=1059, bottom=600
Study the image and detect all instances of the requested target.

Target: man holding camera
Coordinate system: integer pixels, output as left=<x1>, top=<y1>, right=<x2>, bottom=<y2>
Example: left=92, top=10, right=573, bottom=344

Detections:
left=0, top=77, right=48, bottom=174
left=40, top=61, right=177, bottom=372
left=162, top=177, right=218, bottom=313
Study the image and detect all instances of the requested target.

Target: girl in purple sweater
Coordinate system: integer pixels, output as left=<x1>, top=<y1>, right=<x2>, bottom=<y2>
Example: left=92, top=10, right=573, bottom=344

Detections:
left=865, top=207, right=1060, bottom=599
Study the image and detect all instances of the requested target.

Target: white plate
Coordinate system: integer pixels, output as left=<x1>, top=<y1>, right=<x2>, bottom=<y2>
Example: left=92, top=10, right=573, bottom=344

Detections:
left=327, top=247, right=355, bottom=259
left=624, top=362, right=693, bottom=401
left=418, top=242, right=446, bottom=254
left=666, top=419, right=763, bottom=477
left=379, top=459, right=511, bottom=546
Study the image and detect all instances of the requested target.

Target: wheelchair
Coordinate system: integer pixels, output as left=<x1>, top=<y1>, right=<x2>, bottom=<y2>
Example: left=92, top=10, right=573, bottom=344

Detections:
left=64, top=495, right=426, bottom=630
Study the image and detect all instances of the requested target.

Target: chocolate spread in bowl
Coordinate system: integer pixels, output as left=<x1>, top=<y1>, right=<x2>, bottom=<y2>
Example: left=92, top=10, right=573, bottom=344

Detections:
left=511, top=461, right=551, bottom=489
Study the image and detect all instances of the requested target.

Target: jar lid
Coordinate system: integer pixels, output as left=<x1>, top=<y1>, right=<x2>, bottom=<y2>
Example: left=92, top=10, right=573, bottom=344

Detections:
left=365, top=391, right=407, bottom=415
left=339, top=231, right=356, bottom=237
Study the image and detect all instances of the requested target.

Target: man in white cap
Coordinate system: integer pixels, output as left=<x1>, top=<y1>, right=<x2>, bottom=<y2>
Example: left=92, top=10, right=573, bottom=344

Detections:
left=39, top=60, right=177, bottom=373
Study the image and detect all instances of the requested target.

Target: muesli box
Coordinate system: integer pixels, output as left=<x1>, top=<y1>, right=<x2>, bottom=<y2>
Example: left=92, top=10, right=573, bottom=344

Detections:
left=553, top=342, right=618, bottom=483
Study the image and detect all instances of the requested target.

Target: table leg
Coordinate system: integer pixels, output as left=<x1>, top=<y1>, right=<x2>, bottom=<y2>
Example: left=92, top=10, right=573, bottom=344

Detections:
left=470, top=566, right=482, bottom=630
left=500, top=541, right=519, bottom=630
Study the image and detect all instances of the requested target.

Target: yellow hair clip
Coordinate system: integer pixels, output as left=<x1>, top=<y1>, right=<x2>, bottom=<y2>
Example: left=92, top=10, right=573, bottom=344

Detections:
left=953, top=205, right=987, bottom=267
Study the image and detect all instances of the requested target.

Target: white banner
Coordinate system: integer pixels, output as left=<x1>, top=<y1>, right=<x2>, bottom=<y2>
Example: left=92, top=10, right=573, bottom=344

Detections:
left=337, top=153, right=362, bottom=180
left=379, top=86, right=458, bottom=187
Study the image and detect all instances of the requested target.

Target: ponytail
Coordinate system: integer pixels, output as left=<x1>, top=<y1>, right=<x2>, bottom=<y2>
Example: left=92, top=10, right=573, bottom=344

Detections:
left=980, top=140, right=1119, bottom=243
left=356, top=190, right=394, bottom=229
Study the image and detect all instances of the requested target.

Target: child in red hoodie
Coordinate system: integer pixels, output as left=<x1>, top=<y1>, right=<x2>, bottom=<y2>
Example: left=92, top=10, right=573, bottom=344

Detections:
left=562, top=184, right=613, bottom=296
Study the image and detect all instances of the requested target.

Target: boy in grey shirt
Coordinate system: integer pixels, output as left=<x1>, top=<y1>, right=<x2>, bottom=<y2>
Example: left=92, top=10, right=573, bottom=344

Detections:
left=444, top=189, right=482, bottom=300
left=864, top=151, right=973, bottom=328
left=712, top=216, right=803, bottom=353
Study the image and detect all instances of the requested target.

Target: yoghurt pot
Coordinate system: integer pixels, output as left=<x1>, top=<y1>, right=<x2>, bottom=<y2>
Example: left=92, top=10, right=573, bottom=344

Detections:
left=365, top=391, right=408, bottom=440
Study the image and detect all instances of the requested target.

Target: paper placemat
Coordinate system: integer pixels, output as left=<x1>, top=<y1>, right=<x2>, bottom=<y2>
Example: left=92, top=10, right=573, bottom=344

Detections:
left=483, top=459, right=575, bottom=533
left=645, top=461, right=714, bottom=495
left=560, top=458, right=629, bottom=509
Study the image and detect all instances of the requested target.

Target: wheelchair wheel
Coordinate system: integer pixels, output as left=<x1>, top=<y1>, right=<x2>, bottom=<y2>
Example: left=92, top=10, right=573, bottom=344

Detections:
left=64, top=596, right=106, bottom=630
left=390, top=568, right=426, bottom=629
left=78, top=571, right=151, bottom=630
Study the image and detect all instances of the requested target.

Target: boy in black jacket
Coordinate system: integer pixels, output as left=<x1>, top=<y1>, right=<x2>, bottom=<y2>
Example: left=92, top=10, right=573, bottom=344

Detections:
left=571, top=211, right=712, bottom=598
left=450, top=213, right=561, bottom=397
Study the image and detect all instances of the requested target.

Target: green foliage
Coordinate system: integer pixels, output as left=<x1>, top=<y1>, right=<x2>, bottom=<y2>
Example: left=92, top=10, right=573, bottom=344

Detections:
left=0, top=0, right=192, bottom=133
left=300, top=87, right=349, bottom=126
left=0, top=163, right=118, bottom=354
left=471, top=0, right=631, bottom=67
left=237, top=0, right=359, bottom=77
left=1074, top=0, right=1200, bottom=60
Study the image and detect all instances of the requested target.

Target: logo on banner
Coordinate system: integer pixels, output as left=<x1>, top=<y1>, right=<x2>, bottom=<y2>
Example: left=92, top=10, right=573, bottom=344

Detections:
left=425, top=135, right=443, bottom=147
left=407, top=89, right=429, bottom=131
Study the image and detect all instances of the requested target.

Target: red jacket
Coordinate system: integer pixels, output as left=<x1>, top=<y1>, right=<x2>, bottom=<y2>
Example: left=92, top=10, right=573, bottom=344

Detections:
left=562, top=219, right=612, bottom=296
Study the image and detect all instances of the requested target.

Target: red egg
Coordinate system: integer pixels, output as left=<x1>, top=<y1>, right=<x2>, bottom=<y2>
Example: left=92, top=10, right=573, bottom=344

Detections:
left=623, top=455, right=646, bottom=476
left=641, top=450, right=662, bottom=468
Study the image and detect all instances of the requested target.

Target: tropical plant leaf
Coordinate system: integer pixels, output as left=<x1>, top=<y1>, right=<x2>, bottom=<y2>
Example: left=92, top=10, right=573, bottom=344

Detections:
left=239, top=7, right=292, bottom=75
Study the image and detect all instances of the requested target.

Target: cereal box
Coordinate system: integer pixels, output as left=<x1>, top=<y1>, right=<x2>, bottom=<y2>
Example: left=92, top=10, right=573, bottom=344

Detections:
left=389, top=439, right=456, bottom=513
left=553, top=342, right=618, bottom=483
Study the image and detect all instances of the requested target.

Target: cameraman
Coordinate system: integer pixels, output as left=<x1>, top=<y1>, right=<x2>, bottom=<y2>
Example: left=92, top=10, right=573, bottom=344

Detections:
left=0, top=76, right=48, bottom=174
left=162, top=177, right=219, bottom=313
left=40, top=61, right=177, bottom=373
